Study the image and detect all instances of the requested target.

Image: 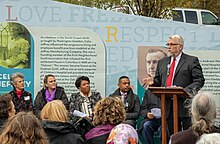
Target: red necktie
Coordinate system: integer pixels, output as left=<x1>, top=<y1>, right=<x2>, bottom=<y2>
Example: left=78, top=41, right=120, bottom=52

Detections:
left=166, top=58, right=176, bottom=86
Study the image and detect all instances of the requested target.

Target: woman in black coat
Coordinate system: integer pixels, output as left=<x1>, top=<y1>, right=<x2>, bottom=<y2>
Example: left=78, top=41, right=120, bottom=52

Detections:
left=41, top=100, right=84, bottom=144
left=34, top=74, right=68, bottom=117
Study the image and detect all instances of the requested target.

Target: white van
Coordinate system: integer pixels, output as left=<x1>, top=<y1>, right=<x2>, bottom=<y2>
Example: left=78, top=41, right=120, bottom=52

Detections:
left=172, top=8, right=220, bottom=26
left=113, top=7, right=220, bottom=26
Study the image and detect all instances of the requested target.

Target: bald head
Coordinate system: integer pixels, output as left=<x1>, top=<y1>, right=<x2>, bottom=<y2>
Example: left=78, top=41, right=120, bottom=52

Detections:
left=191, top=92, right=216, bottom=121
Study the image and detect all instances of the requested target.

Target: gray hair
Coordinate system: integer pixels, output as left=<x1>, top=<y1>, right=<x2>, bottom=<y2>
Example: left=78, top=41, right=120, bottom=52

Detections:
left=147, top=48, right=167, bottom=58
left=169, top=35, right=184, bottom=45
left=10, top=72, right=24, bottom=86
left=191, top=92, right=216, bottom=138
left=196, top=133, right=220, bottom=144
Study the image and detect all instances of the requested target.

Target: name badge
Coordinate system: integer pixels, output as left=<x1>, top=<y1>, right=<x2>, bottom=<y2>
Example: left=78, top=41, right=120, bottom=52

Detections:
left=24, top=96, right=30, bottom=101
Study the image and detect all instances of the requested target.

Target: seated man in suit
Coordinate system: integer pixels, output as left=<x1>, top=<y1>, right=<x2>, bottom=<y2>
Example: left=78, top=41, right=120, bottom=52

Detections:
left=140, top=90, right=161, bottom=144
left=109, top=76, right=140, bottom=128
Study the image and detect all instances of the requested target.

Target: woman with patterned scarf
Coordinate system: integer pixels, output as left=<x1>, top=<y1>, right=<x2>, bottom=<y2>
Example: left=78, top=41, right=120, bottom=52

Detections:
left=69, top=76, right=102, bottom=124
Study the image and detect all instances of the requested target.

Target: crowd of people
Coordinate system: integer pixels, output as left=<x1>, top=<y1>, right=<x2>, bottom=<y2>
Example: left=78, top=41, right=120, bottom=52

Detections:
left=0, top=73, right=139, bottom=144
left=0, top=35, right=220, bottom=144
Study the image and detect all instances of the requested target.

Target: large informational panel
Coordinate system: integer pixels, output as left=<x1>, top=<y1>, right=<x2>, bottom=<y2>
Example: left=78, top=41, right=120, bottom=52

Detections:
left=0, top=0, right=220, bottom=126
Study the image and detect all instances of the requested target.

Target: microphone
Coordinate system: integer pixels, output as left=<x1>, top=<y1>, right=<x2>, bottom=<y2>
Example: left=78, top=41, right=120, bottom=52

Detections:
left=165, top=64, right=171, bottom=87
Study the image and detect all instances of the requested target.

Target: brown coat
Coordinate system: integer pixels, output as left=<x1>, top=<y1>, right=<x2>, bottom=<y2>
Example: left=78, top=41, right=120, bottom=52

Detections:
left=171, top=126, right=220, bottom=144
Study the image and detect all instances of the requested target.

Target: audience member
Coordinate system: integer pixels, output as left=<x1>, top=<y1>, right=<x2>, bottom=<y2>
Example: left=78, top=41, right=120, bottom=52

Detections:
left=34, top=74, right=68, bottom=117
left=140, top=90, right=162, bottom=144
left=69, top=76, right=102, bottom=124
left=0, top=111, right=48, bottom=144
left=9, top=72, right=33, bottom=112
left=196, top=133, right=220, bottom=144
left=109, top=76, right=140, bottom=128
left=107, top=123, right=138, bottom=144
left=170, top=92, right=220, bottom=144
left=41, top=100, right=84, bottom=144
left=84, top=96, right=125, bottom=144
left=0, top=94, right=15, bottom=130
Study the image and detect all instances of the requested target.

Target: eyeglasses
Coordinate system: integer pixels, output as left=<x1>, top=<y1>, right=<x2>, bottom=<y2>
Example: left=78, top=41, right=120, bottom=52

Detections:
left=166, top=43, right=182, bottom=46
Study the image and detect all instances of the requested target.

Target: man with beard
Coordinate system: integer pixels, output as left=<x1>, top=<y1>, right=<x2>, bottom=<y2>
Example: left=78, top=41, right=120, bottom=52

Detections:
left=143, top=35, right=205, bottom=137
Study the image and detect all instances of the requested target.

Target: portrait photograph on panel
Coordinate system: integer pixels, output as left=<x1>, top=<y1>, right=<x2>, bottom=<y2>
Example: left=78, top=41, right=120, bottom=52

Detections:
left=138, top=46, right=168, bottom=87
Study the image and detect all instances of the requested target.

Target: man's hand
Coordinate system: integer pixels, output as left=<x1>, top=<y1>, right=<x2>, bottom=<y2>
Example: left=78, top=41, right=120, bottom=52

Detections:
left=147, top=112, right=155, bottom=119
left=142, top=74, right=154, bottom=88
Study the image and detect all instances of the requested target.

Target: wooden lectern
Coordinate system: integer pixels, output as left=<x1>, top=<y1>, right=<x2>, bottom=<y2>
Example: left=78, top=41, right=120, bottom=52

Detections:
left=148, top=87, right=189, bottom=144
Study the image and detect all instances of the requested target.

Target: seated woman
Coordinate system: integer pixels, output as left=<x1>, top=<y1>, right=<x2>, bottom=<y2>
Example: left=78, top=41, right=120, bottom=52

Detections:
left=84, top=96, right=125, bottom=144
left=34, top=74, right=68, bottom=117
left=0, top=112, right=48, bottom=144
left=0, top=93, right=16, bottom=130
left=69, top=76, right=102, bottom=124
left=9, top=72, right=33, bottom=112
left=170, top=92, right=220, bottom=144
left=40, top=100, right=84, bottom=144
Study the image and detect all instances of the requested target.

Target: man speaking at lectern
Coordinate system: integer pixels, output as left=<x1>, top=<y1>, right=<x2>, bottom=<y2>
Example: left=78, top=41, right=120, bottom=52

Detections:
left=143, top=35, right=205, bottom=136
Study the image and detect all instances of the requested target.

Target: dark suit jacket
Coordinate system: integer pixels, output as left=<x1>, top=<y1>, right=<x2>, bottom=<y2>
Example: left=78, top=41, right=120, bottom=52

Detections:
left=152, top=53, right=205, bottom=117
left=139, top=90, right=161, bottom=132
left=141, top=90, right=161, bottom=120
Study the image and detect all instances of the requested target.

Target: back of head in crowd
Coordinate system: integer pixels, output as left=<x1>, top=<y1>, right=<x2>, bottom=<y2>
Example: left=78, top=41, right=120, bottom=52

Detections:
left=196, top=133, right=220, bottom=144
left=93, top=96, right=125, bottom=126
left=190, top=92, right=216, bottom=138
left=40, top=100, right=68, bottom=122
left=0, top=111, right=48, bottom=144
left=106, top=123, right=138, bottom=144
left=0, top=93, right=15, bottom=119
left=75, top=76, right=90, bottom=89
